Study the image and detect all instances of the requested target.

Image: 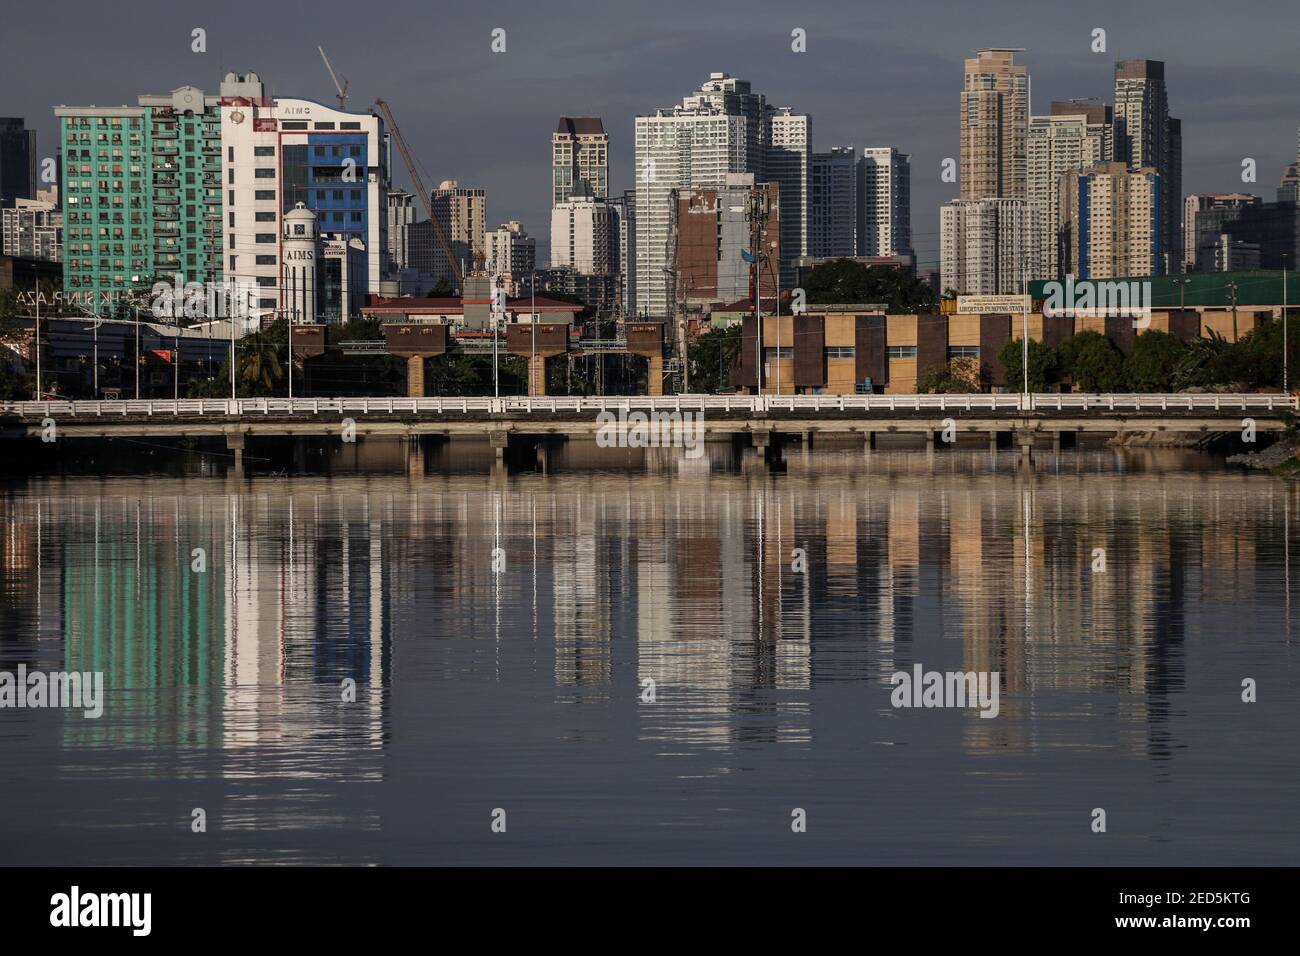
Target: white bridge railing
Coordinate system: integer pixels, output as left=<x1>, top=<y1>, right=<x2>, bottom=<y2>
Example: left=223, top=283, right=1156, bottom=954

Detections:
left=2, top=393, right=1296, bottom=418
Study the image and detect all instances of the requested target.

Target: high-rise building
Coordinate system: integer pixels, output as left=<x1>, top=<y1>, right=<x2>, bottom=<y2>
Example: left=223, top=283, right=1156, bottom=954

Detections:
left=414, top=180, right=485, bottom=284
left=614, top=190, right=635, bottom=314
left=57, top=86, right=224, bottom=306
left=1187, top=197, right=1298, bottom=272
left=1184, top=193, right=1259, bottom=272
left=633, top=75, right=759, bottom=317
left=768, top=108, right=811, bottom=285
left=550, top=194, right=613, bottom=275
left=1027, top=102, right=1112, bottom=279
left=810, top=146, right=856, bottom=258
left=2, top=198, right=62, bottom=261
left=552, top=117, right=608, bottom=205
left=960, top=49, right=1030, bottom=200
left=1113, top=59, right=1180, bottom=273
left=387, top=189, right=416, bottom=272
left=857, top=147, right=912, bottom=258
left=483, top=220, right=536, bottom=281
left=1059, top=162, right=1161, bottom=279
left=220, top=71, right=389, bottom=318
left=939, top=197, right=1037, bottom=294
left=0, top=118, right=37, bottom=206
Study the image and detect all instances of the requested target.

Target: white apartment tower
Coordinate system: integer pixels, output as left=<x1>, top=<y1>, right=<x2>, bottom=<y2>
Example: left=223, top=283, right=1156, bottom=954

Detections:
left=857, top=147, right=912, bottom=258
left=768, top=108, right=811, bottom=285
left=940, top=197, right=1038, bottom=295
left=551, top=195, right=613, bottom=274
left=483, top=220, right=536, bottom=278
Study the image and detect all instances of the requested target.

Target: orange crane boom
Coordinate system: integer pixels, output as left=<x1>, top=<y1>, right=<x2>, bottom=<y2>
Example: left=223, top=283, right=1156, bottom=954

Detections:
left=373, top=98, right=462, bottom=290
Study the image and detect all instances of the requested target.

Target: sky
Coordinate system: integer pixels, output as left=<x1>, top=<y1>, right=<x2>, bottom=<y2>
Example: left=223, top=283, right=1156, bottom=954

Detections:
left=4, top=0, right=1300, bottom=271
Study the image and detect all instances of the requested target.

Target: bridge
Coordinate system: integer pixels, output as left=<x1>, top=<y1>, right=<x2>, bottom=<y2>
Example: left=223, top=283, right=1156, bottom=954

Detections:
left=4, top=393, right=1294, bottom=474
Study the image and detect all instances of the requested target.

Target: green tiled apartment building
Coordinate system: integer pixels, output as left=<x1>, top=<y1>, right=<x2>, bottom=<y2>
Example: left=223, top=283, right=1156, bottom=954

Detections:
left=56, top=86, right=222, bottom=311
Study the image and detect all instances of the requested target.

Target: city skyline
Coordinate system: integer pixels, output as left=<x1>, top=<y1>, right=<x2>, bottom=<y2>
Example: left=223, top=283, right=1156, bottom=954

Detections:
left=4, top=0, right=1299, bottom=274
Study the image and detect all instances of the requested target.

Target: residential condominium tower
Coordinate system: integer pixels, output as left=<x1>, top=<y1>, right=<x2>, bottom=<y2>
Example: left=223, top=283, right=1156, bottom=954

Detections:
left=1113, top=59, right=1180, bottom=273
left=857, top=147, right=912, bottom=258
left=1027, top=101, right=1113, bottom=279
left=809, top=146, right=856, bottom=258
left=768, top=108, right=811, bottom=285
left=1059, top=162, right=1161, bottom=279
left=56, top=86, right=223, bottom=308
left=939, top=197, right=1037, bottom=295
left=553, top=117, right=608, bottom=204
left=960, top=49, right=1030, bottom=200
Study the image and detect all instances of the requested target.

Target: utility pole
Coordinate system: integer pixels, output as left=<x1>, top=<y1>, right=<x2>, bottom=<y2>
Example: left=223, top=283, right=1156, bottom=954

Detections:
left=135, top=301, right=141, bottom=400
left=1285, top=261, right=1290, bottom=393
left=531, top=272, right=536, bottom=397
left=748, top=190, right=767, bottom=397
left=1229, top=281, right=1239, bottom=343
left=33, top=284, right=40, bottom=400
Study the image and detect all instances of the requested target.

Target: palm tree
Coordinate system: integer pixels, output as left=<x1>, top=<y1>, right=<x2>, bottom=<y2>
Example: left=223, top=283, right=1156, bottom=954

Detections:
left=239, top=336, right=283, bottom=394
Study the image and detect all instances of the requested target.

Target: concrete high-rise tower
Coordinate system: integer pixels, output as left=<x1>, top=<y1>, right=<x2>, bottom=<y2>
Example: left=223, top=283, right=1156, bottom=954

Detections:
left=553, top=117, right=608, bottom=205
left=960, top=49, right=1030, bottom=200
left=1113, top=59, right=1180, bottom=273
left=1027, top=101, right=1112, bottom=278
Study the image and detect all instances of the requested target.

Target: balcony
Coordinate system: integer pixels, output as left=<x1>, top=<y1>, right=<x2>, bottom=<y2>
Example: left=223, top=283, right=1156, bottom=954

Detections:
left=201, top=143, right=220, bottom=155
left=152, top=127, right=178, bottom=139
left=201, top=161, right=221, bottom=173
left=154, top=223, right=179, bottom=236
left=152, top=144, right=178, bottom=156
left=153, top=210, right=179, bottom=222
left=153, top=176, right=178, bottom=188
left=203, top=209, right=221, bottom=220
left=154, top=194, right=179, bottom=205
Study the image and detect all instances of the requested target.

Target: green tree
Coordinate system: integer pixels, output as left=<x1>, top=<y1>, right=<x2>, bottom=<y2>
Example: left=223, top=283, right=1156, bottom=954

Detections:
left=1125, top=329, right=1188, bottom=392
left=917, top=357, right=985, bottom=393
left=802, top=260, right=937, bottom=312
left=425, top=278, right=456, bottom=297
left=1171, top=329, right=1233, bottom=390
left=688, top=324, right=742, bottom=393
left=1061, top=331, right=1127, bottom=392
left=997, top=337, right=1062, bottom=392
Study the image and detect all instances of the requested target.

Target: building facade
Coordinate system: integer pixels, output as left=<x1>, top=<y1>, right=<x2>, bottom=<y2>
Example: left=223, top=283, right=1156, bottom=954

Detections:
left=857, top=147, right=912, bottom=258
left=552, top=117, right=608, bottom=205
left=768, top=108, right=810, bottom=286
left=424, top=180, right=485, bottom=284
left=1059, top=162, right=1161, bottom=279
left=673, top=174, right=779, bottom=310
left=0, top=118, right=37, bottom=206
left=810, top=146, right=856, bottom=258
left=940, top=197, right=1037, bottom=294
left=1113, top=60, right=1180, bottom=273
left=960, top=49, right=1029, bottom=201
left=386, top=188, right=416, bottom=272
left=484, top=220, right=537, bottom=281
left=1184, top=193, right=1260, bottom=272
left=550, top=195, right=613, bottom=275
left=1027, top=102, right=1112, bottom=279
left=1, top=198, right=62, bottom=261
left=57, top=86, right=223, bottom=308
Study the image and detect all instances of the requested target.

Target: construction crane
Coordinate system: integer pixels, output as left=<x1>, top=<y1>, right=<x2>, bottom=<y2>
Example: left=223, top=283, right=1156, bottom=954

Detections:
left=373, top=98, right=463, bottom=290
left=318, top=46, right=349, bottom=110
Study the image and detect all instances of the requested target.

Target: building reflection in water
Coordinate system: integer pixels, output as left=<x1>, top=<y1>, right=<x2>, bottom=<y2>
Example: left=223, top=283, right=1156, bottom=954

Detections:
left=0, top=451, right=1295, bottom=774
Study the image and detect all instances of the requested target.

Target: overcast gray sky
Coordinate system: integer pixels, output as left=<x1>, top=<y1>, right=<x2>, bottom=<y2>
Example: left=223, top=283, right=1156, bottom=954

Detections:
left=5, top=0, right=1299, bottom=270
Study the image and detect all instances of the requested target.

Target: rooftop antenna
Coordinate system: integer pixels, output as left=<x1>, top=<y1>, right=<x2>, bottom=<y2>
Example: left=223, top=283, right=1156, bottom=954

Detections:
left=318, top=46, right=349, bottom=110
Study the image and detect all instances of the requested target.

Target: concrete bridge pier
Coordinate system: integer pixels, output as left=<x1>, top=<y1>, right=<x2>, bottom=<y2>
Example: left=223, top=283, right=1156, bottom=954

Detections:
left=535, top=438, right=551, bottom=474
left=862, top=431, right=875, bottom=455
left=925, top=431, right=936, bottom=455
left=226, top=431, right=246, bottom=478
left=1015, top=429, right=1035, bottom=465
left=490, top=430, right=511, bottom=474
left=801, top=430, right=813, bottom=461
left=751, top=428, right=784, bottom=469
left=406, top=355, right=426, bottom=398
left=526, top=355, right=548, bottom=397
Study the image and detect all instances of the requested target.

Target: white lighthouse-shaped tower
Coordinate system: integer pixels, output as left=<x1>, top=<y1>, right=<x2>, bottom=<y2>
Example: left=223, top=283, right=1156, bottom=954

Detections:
left=282, top=202, right=318, bottom=324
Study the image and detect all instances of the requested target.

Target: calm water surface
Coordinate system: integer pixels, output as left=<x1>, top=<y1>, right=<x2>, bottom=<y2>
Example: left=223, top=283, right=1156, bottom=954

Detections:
left=1, top=446, right=1297, bottom=865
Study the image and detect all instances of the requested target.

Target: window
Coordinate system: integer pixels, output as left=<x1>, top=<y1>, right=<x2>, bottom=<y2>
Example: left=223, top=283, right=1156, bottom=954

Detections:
left=281, top=121, right=308, bottom=130
left=229, top=212, right=235, bottom=226
left=255, top=211, right=275, bottom=222
left=227, top=146, right=234, bottom=161
left=255, top=233, right=275, bottom=243
left=826, top=347, right=856, bottom=359
left=886, top=345, right=917, bottom=359
left=763, top=347, right=793, bottom=361
left=314, top=122, right=335, bottom=130
left=255, top=254, right=276, bottom=265
left=340, top=122, right=361, bottom=130
left=254, top=146, right=275, bottom=156
left=255, top=190, right=276, bottom=200
left=947, top=346, right=980, bottom=359
left=254, top=168, right=274, bottom=179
